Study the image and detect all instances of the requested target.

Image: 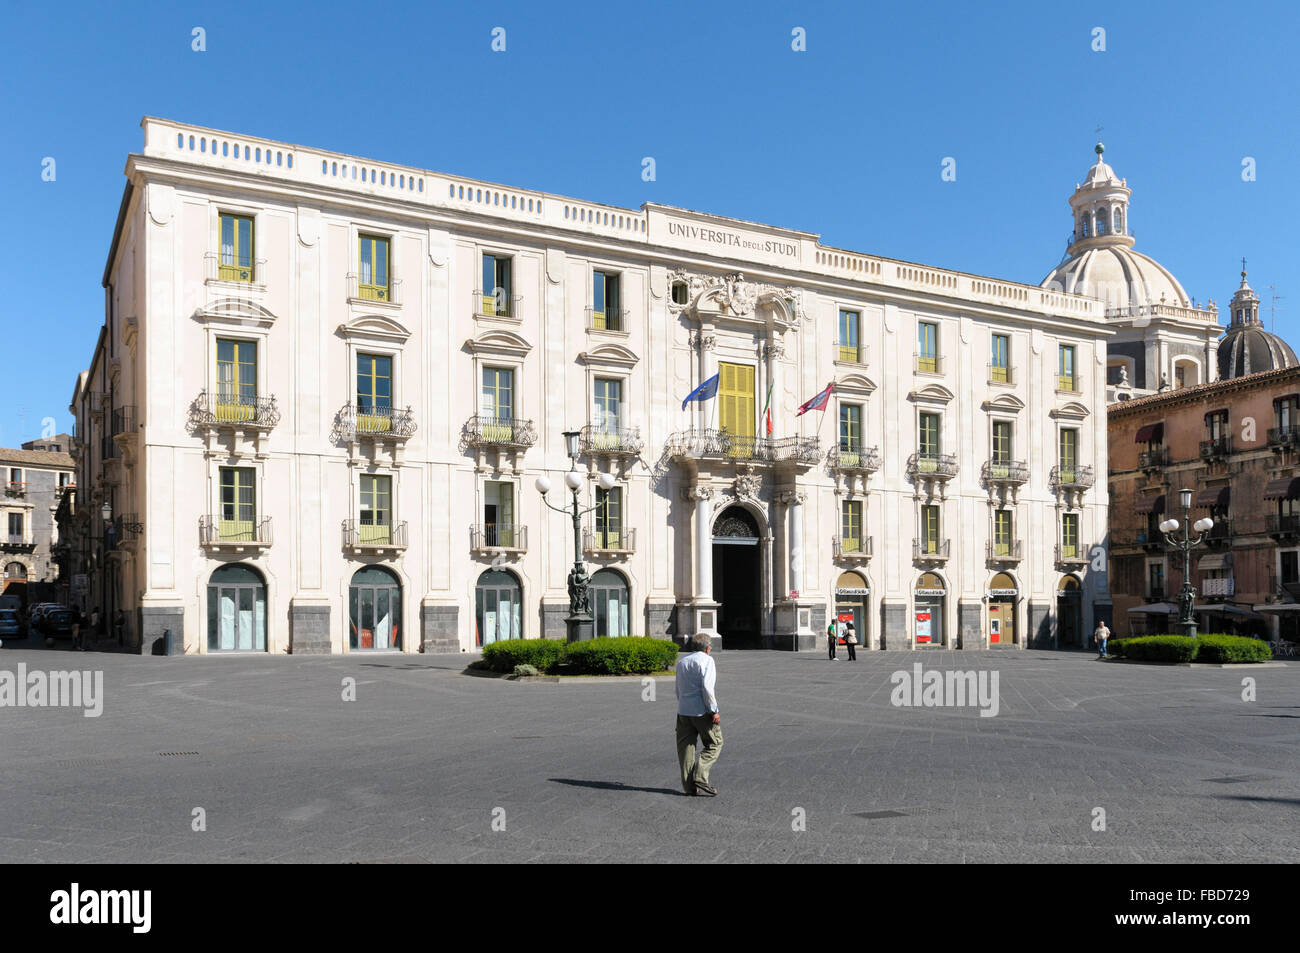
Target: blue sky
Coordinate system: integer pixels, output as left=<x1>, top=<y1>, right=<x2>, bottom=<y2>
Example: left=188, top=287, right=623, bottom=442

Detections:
left=2, top=0, right=1297, bottom=443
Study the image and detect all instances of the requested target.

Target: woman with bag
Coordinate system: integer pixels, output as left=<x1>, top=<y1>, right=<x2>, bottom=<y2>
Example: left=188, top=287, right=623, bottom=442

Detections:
left=844, top=621, right=858, bottom=661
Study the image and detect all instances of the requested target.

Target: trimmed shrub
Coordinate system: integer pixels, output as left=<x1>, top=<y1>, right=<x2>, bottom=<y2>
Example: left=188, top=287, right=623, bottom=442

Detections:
left=1194, top=633, right=1274, bottom=663
left=563, top=636, right=679, bottom=675
left=480, top=638, right=567, bottom=673
left=1120, top=635, right=1199, bottom=663
left=1108, top=638, right=1129, bottom=658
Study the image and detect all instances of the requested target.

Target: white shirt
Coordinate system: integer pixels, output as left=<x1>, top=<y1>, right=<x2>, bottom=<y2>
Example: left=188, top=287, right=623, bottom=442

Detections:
left=675, top=650, right=718, bottom=716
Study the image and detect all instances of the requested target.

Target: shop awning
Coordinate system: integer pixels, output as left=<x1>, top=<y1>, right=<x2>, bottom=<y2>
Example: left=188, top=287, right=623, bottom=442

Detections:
left=1195, top=604, right=1266, bottom=620
left=1134, top=423, right=1164, bottom=443
left=1197, top=553, right=1231, bottom=571
left=1134, top=494, right=1166, bottom=514
left=1195, top=486, right=1230, bottom=508
left=1254, top=602, right=1300, bottom=614
left=1263, top=477, right=1300, bottom=500
left=1127, top=602, right=1177, bottom=614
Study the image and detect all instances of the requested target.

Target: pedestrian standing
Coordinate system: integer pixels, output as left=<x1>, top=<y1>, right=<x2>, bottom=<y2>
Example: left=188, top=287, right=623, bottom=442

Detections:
left=113, top=609, right=125, bottom=647
left=675, top=634, right=722, bottom=797
left=845, top=621, right=858, bottom=661
left=1093, top=619, right=1111, bottom=659
left=827, top=618, right=839, bottom=661
left=71, top=609, right=82, bottom=652
left=89, top=607, right=101, bottom=647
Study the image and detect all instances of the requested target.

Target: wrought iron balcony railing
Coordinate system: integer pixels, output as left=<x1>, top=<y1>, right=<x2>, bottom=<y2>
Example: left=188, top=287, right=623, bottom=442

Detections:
left=906, top=452, right=958, bottom=480
left=586, top=306, right=629, bottom=332
left=1267, top=424, right=1300, bottom=449
left=1056, top=375, right=1081, bottom=393
left=3, top=481, right=25, bottom=497
left=111, top=406, right=138, bottom=436
left=666, top=429, right=821, bottom=465
left=987, top=362, right=1013, bottom=385
left=1055, top=543, right=1090, bottom=565
left=205, top=251, right=267, bottom=284
left=464, top=415, right=537, bottom=450
left=1138, top=448, right=1169, bottom=469
left=191, top=391, right=282, bottom=430
left=1050, top=464, right=1095, bottom=489
left=913, top=538, right=951, bottom=561
left=986, top=540, right=1023, bottom=561
left=474, top=289, right=522, bottom=318
left=0, top=533, right=34, bottom=550
left=833, top=535, right=873, bottom=559
left=1139, top=531, right=1164, bottom=552
left=836, top=344, right=869, bottom=364
left=337, top=404, right=417, bottom=440
left=1204, top=520, right=1232, bottom=546
left=347, top=273, right=402, bottom=305
left=343, top=519, right=408, bottom=550
left=829, top=445, right=881, bottom=474
left=583, top=527, right=636, bottom=554
left=1266, top=514, right=1300, bottom=538
left=914, top=353, right=943, bottom=375
left=579, top=424, right=643, bottom=457
left=472, top=523, right=527, bottom=552
left=981, top=459, right=1028, bottom=485
left=1199, top=435, right=1232, bottom=459
left=199, top=515, right=273, bottom=547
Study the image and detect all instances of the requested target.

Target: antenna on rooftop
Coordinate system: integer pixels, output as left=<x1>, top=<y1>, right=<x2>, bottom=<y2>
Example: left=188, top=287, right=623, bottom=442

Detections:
left=1269, top=284, right=1285, bottom=333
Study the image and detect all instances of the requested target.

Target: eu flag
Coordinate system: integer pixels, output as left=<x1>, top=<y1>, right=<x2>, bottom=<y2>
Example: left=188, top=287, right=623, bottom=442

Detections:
left=681, top=372, right=720, bottom=410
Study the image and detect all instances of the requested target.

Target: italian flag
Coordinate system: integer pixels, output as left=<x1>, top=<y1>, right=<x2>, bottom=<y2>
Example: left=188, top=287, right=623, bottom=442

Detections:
left=762, top=382, right=774, bottom=435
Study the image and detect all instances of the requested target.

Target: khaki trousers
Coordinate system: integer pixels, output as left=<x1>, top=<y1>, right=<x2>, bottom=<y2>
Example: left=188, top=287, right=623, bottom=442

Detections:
left=676, top=713, right=723, bottom=791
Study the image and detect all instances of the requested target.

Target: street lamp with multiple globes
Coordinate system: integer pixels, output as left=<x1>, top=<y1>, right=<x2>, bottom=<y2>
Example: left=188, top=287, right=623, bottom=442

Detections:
left=1158, top=487, right=1214, bottom=638
left=535, top=430, right=616, bottom=642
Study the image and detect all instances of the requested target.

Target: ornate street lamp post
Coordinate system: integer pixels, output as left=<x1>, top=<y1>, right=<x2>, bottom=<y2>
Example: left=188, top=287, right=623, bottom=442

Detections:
left=1159, top=487, right=1214, bottom=638
left=535, top=430, right=616, bottom=642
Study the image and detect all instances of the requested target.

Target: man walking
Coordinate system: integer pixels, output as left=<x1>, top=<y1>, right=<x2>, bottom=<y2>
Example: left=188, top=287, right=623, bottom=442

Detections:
left=675, top=634, right=722, bottom=797
left=1093, top=619, right=1111, bottom=659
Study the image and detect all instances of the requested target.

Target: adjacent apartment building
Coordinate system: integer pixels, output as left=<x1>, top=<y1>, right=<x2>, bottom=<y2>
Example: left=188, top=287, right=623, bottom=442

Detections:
left=68, top=118, right=1113, bottom=654
left=0, top=436, right=76, bottom=606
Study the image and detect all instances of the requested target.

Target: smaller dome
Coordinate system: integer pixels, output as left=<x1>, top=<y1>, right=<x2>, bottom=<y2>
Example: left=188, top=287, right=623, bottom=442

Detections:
left=1217, top=325, right=1298, bottom=380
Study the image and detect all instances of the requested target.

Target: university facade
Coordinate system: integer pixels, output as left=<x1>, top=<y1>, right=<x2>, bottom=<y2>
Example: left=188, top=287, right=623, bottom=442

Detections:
left=69, top=117, right=1112, bottom=654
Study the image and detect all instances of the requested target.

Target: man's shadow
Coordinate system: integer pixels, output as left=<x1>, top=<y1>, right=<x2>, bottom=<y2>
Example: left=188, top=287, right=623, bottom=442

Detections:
left=549, top=778, right=684, bottom=797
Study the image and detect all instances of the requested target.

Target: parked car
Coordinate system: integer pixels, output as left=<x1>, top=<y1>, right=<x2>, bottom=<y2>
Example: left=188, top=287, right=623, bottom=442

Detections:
left=28, top=604, right=57, bottom=631
left=0, top=609, right=23, bottom=639
left=42, top=609, right=76, bottom=641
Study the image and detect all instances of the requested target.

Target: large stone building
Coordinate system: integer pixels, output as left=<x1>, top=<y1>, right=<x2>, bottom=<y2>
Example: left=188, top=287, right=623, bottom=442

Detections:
left=0, top=438, right=75, bottom=606
left=69, top=117, right=1112, bottom=655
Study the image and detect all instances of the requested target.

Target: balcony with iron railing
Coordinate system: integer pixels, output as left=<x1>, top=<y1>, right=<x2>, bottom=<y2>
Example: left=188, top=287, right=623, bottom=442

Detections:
left=986, top=539, right=1023, bottom=562
left=3, top=481, right=25, bottom=497
left=586, top=306, right=630, bottom=332
left=1055, top=542, right=1090, bottom=566
left=473, top=288, right=522, bottom=319
left=981, top=459, right=1028, bottom=486
left=1050, top=464, right=1095, bottom=489
left=1204, top=519, right=1232, bottom=547
left=200, top=515, right=273, bottom=550
left=914, top=353, right=944, bottom=375
left=1055, top=374, right=1082, bottom=394
left=336, top=404, right=417, bottom=441
left=1138, top=447, right=1169, bottom=470
left=111, top=406, right=138, bottom=436
left=0, top=531, right=34, bottom=551
left=1139, top=530, right=1165, bottom=553
left=472, top=523, right=527, bottom=553
left=1266, top=514, right=1300, bottom=539
left=205, top=251, right=267, bottom=286
left=463, top=415, right=537, bottom=450
left=666, top=429, right=821, bottom=467
left=1267, top=424, right=1300, bottom=450
left=835, top=343, right=869, bottom=365
left=583, top=527, right=636, bottom=555
left=906, top=452, right=958, bottom=481
left=913, top=538, right=951, bottom=562
left=829, top=444, right=881, bottom=474
left=342, top=519, right=408, bottom=553
left=987, top=362, right=1014, bottom=385
left=346, top=273, right=402, bottom=305
left=833, top=535, right=873, bottom=560
left=1145, top=587, right=1166, bottom=603
left=191, top=391, right=282, bottom=431
left=1199, top=434, right=1233, bottom=460
left=579, top=424, right=643, bottom=457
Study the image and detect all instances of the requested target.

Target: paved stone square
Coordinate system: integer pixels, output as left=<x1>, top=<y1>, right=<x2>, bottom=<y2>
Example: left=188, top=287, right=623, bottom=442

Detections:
left=1, top=640, right=1297, bottom=863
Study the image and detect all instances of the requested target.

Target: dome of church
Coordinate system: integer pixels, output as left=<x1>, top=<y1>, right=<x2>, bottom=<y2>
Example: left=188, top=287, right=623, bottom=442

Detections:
left=1217, top=270, right=1298, bottom=379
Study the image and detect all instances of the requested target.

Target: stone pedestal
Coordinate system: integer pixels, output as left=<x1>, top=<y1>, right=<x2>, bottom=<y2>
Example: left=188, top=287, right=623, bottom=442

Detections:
left=958, top=600, right=983, bottom=650
left=773, top=599, right=818, bottom=651
left=676, top=600, right=719, bottom=647
left=289, top=600, right=331, bottom=654
left=140, top=605, right=184, bottom=656
left=882, top=602, right=907, bottom=651
left=1029, top=601, right=1052, bottom=649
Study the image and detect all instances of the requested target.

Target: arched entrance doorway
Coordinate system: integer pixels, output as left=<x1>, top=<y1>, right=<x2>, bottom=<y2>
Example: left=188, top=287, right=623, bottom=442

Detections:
left=349, top=566, right=402, bottom=650
left=591, top=569, right=629, bottom=637
left=207, top=564, right=267, bottom=652
left=914, top=572, right=946, bottom=646
left=3, top=562, right=28, bottom=605
left=1057, top=574, right=1083, bottom=648
left=834, top=570, right=869, bottom=648
left=712, top=506, right=761, bottom=648
left=475, top=569, right=521, bottom=646
left=988, top=572, right=1017, bottom=646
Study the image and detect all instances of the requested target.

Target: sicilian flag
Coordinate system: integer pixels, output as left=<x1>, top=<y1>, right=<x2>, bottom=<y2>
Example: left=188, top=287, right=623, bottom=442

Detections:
left=762, top=382, right=774, bottom=435
left=795, top=381, right=835, bottom=417
left=681, top=372, right=720, bottom=411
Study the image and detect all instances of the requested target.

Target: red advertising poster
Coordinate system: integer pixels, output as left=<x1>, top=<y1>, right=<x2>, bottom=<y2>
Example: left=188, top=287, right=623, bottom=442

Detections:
left=915, top=611, right=931, bottom=644
left=837, top=613, right=853, bottom=622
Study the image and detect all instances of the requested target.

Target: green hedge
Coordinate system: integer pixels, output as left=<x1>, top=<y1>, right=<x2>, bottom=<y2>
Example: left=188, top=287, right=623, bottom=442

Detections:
left=1194, top=634, right=1275, bottom=663
left=563, top=637, right=680, bottom=675
left=1119, top=635, right=1200, bottom=662
left=479, top=636, right=677, bottom=675
left=1110, top=633, right=1272, bottom=663
left=480, top=638, right=568, bottom=673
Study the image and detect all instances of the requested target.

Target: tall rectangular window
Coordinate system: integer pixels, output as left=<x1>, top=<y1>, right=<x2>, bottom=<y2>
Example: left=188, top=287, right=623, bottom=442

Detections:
left=839, top=310, right=861, bottom=363
left=839, top=403, right=862, bottom=461
left=991, top=420, right=1013, bottom=467
left=1206, top=410, right=1228, bottom=440
left=216, top=339, right=256, bottom=422
left=917, top=322, right=938, bottom=372
left=841, top=499, right=863, bottom=553
left=1058, top=344, right=1077, bottom=391
left=358, top=234, right=390, bottom=301
left=482, top=254, right=513, bottom=316
left=356, top=353, right=393, bottom=433
left=1277, top=396, right=1299, bottom=432
left=219, top=466, right=256, bottom=541
left=596, top=486, right=623, bottom=549
left=480, top=367, right=515, bottom=443
left=7, top=512, right=22, bottom=540
left=1149, top=562, right=1164, bottom=596
left=1061, top=512, right=1080, bottom=559
left=484, top=481, right=515, bottom=547
left=1059, top=428, right=1078, bottom=482
left=1282, top=551, right=1299, bottom=586
left=593, top=378, right=622, bottom=448
left=918, top=412, right=940, bottom=468
left=718, top=362, right=755, bottom=453
left=922, top=504, right=940, bottom=553
left=593, top=271, right=621, bottom=330
left=991, top=333, right=1010, bottom=383
left=8, top=468, right=22, bottom=487
left=994, top=509, right=1012, bottom=555
left=360, top=474, right=392, bottom=544
left=219, top=213, right=254, bottom=281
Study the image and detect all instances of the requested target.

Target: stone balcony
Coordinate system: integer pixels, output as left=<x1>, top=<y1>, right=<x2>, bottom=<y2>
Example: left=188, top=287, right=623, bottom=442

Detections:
left=190, top=391, right=281, bottom=458
left=200, top=515, right=273, bottom=553
left=471, top=523, right=527, bottom=555
left=829, top=445, right=881, bottom=475
left=334, top=404, right=417, bottom=465
left=578, top=424, right=643, bottom=459
left=342, top=519, right=408, bottom=556
left=1054, top=543, right=1090, bottom=568
left=833, top=535, right=872, bottom=562
left=583, top=527, right=636, bottom=556
left=913, top=538, right=950, bottom=564
left=986, top=540, right=1023, bottom=564
left=462, top=415, right=537, bottom=472
left=666, top=429, right=820, bottom=474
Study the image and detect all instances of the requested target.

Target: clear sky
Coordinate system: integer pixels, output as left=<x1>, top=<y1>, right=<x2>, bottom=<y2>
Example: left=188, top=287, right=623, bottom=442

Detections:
left=2, top=0, right=1297, bottom=443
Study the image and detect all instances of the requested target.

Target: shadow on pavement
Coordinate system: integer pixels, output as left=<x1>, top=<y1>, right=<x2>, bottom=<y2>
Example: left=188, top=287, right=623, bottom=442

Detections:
left=550, top=778, right=685, bottom=797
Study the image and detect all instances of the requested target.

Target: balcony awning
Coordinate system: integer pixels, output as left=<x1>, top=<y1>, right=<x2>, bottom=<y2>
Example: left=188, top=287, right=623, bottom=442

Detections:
left=1197, top=553, right=1231, bottom=571
left=1134, top=494, right=1166, bottom=514
left=1263, top=477, right=1300, bottom=500
left=1195, top=603, right=1265, bottom=620
left=1134, top=423, right=1163, bottom=443
left=1194, top=486, right=1230, bottom=508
